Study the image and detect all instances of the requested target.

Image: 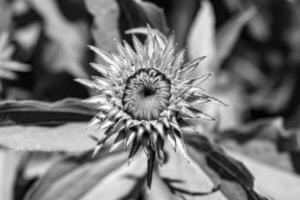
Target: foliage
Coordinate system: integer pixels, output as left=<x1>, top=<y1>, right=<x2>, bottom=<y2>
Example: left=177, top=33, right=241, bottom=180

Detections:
left=0, top=0, right=300, bottom=200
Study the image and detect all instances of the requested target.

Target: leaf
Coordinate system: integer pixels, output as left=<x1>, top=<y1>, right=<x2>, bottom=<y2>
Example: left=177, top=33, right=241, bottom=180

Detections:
left=0, top=123, right=96, bottom=152
left=0, top=149, right=25, bottom=200
left=85, top=0, right=169, bottom=53
left=216, top=6, right=257, bottom=67
left=187, top=0, right=216, bottom=75
left=29, top=0, right=89, bottom=78
left=213, top=117, right=300, bottom=172
left=0, top=98, right=93, bottom=126
left=117, top=0, right=169, bottom=36
left=221, top=140, right=293, bottom=172
left=228, top=150, right=300, bottom=200
left=187, top=2, right=256, bottom=73
left=25, top=151, right=147, bottom=200
left=85, top=0, right=121, bottom=51
left=184, top=134, right=269, bottom=200
left=0, top=32, right=31, bottom=81
left=159, top=146, right=226, bottom=200
left=146, top=172, right=175, bottom=200
left=0, top=98, right=96, bottom=152
left=214, top=118, right=285, bottom=144
left=0, top=0, right=12, bottom=34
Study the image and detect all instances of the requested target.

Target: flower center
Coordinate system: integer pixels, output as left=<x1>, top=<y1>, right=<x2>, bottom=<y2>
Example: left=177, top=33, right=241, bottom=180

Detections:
left=122, top=68, right=171, bottom=120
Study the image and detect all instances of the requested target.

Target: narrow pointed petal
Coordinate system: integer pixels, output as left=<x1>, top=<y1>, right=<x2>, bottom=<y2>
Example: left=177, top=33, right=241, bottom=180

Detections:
left=75, top=79, right=103, bottom=90
left=83, top=95, right=107, bottom=104
left=177, top=56, right=206, bottom=77
left=167, top=130, right=177, bottom=151
left=161, top=117, right=170, bottom=129
left=126, top=130, right=136, bottom=149
left=88, top=45, right=117, bottom=66
left=109, top=129, right=126, bottom=152
left=180, top=73, right=213, bottom=87
left=91, top=137, right=107, bottom=157
left=137, top=126, right=145, bottom=141
left=87, top=117, right=102, bottom=128
left=149, top=132, right=158, bottom=150
left=91, top=76, right=114, bottom=87
left=146, top=25, right=154, bottom=58
left=174, top=134, right=190, bottom=162
left=132, top=35, right=143, bottom=53
left=170, top=50, right=185, bottom=76
left=90, top=62, right=108, bottom=77
left=92, top=144, right=103, bottom=158
left=99, top=120, right=114, bottom=130
left=128, top=138, right=141, bottom=162
left=125, top=27, right=167, bottom=48
left=96, top=103, right=115, bottom=112
left=153, top=121, right=164, bottom=137
left=156, top=136, right=165, bottom=166
left=123, top=40, right=136, bottom=63
left=147, top=149, right=156, bottom=188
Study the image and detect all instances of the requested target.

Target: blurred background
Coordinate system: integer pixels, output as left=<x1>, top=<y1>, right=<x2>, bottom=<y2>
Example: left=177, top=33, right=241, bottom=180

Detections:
left=1, top=0, right=300, bottom=199
left=1, top=0, right=300, bottom=128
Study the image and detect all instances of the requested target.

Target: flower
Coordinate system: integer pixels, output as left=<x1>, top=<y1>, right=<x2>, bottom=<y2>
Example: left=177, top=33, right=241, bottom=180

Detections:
left=77, top=26, right=226, bottom=187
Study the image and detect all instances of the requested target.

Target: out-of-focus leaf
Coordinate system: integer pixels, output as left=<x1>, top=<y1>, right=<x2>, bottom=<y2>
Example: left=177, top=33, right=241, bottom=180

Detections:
left=146, top=172, right=175, bottom=200
left=184, top=134, right=269, bottom=200
left=79, top=153, right=147, bottom=200
left=117, top=0, right=169, bottom=36
left=0, top=32, right=31, bottom=81
left=187, top=0, right=216, bottom=75
left=0, top=123, right=96, bottom=151
left=85, top=0, right=169, bottom=53
left=85, top=0, right=120, bottom=51
left=0, top=0, right=11, bottom=34
left=28, top=0, right=89, bottom=78
left=214, top=117, right=300, bottom=172
left=228, top=150, right=300, bottom=200
left=0, top=149, right=25, bottom=200
left=186, top=3, right=257, bottom=132
left=215, top=118, right=285, bottom=143
left=25, top=151, right=147, bottom=200
left=216, top=6, right=257, bottom=67
left=221, top=140, right=293, bottom=172
left=187, top=2, right=256, bottom=74
left=159, top=147, right=226, bottom=200
left=0, top=98, right=93, bottom=126
left=248, top=74, right=296, bottom=114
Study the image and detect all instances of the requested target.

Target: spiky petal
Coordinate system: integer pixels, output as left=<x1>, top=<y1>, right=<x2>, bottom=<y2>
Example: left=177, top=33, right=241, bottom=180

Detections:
left=79, top=26, right=225, bottom=187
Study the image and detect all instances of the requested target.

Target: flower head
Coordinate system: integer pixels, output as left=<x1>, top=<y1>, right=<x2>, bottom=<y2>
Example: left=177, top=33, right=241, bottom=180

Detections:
left=77, top=26, right=226, bottom=187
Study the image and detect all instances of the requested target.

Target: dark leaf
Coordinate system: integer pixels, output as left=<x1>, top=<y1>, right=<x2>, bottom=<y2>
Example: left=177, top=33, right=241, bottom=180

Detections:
left=184, top=134, right=270, bottom=200
left=214, top=118, right=284, bottom=144
left=0, top=99, right=95, bottom=152
left=117, top=0, right=169, bottom=37
left=216, top=6, right=257, bottom=67
left=0, top=98, right=93, bottom=126
left=228, top=150, right=300, bottom=200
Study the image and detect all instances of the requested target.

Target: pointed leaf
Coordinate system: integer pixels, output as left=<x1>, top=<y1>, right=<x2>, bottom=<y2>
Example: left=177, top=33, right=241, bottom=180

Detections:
left=25, top=151, right=147, bottom=200
left=184, top=134, right=270, bottom=200
left=0, top=123, right=96, bottom=152
left=0, top=98, right=93, bottom=126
